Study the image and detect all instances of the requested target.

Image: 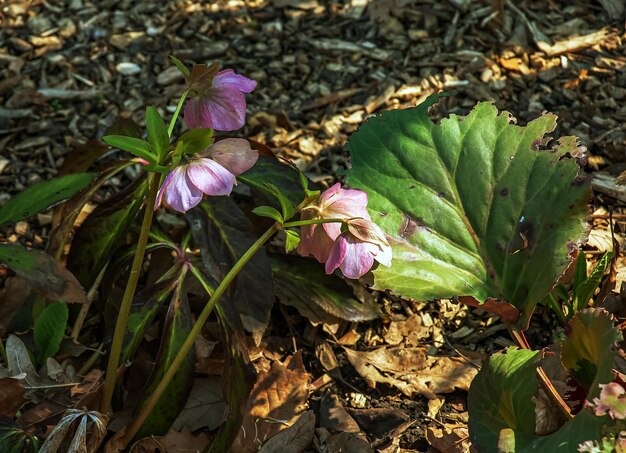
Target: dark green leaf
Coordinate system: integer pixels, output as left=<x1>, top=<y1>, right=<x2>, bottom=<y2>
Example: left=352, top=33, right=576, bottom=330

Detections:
left=102, top=135, right=155, bottom=162
left=468, top=347, right=539, bottom=451
left=47, top=161, right=135, bottom=261
left=573, top=252, right=613, bottom=312
left=239, top=156, right=308, bottom=207
left=0, top=244, right=87, bottom=304
left=66, top=177, right=148, bottom=289
left=346, top=95, right=591, bottom=326
left=170, top=55, right=190, bottom=77
left=179, top=128, right=214, bottom=156
left=285, top=229, right=300, bottom=253
left=207, top=283, right=256, bottom=453
left=134, top=283, right=195, bottom=439
left=0, top=173, right=97, bottom=227
left=187, top=197, right=275, bottom=344
left=121, top=279, right=178, bottom=364
left=33, top=302, right=68, bottom=362
left=252, top=205, right=283, bottom=223
left=561, top=308, right=621, bottom=398
left=0, top=427, right=40, bottom=453
left=146, top=106, right=170, bottom=160
left=272, top=255, right=382, bottom=322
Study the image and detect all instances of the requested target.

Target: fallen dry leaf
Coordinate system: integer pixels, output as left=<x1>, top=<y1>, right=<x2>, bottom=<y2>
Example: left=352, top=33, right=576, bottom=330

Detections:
left=426, top=426, right=471, bottom=453
left=230, top=351, right=311, bottom=452
left=258, top=410, right=315, bottom=453
left=343, top=347, right=478, bottom=399
left=0, top=377, right=26, bottom=417
left=384, top=315, right=430, bottom=346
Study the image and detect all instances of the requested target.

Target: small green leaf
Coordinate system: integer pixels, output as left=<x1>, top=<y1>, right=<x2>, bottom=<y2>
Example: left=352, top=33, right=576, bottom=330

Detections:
left=573, top=252, right=613, bottom=312
left=103, top=135, right=156, bottom=162
left=34, top=302, right=68, bottom=362
left=252, top=206, right=283, bottom=223
left=146, top=106, right=170, bottom=159
left=0, top=244, right=87, bottom=304
left=265, top=183, right=295, bottom=220
left=170, top=55, right=190, bottom=77
left=573, top=252, right=588, bottom=292
left=561, top=308, right=622, bottom=399
left=179, top=128, right=214, bottom=156
left=0, top=173, right=97, bottom=227
left=285, top=229, right=300, bottom=253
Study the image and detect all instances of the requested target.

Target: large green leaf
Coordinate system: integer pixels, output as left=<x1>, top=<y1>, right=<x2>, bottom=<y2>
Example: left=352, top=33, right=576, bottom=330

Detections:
left=33, top=301, right=68, bottom=362
left=66, top=177, right=148, bottom=289
left=346, top=95, right=591, bottom=325
left=272, top=255, right=382, bottom=322
left=134, top=283, right=195, bottom=439
left=561, top=308, right=621, bottom=399
left=0, top=244, right=87, bottom=304
left=187, top=197, right=274, bottom=344
left=468, top=347, right=609, bottom=452
left=0, top=173, right=96, bottom=227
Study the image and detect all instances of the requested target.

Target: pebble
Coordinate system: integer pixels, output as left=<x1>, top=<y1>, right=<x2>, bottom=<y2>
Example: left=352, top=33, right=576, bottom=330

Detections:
left=26, top=16, right=53, bottom=35
left=116, top=62, right=142, bottom=75
left=59, top=18, right=77, bottom=39
left=157, top=66, right=184, bottom=85
left=0, top=158, right=10, bottom=174
left=14, top=221, right=29, bottom=236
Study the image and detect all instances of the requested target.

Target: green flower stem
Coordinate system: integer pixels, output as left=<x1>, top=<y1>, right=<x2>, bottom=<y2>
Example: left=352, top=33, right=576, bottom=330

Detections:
left=121, top=221, right=280, bottom=445
left=508, top=325, right=573, bottom=420
left=100, top=172, right=160, bottom=414
left=167, top=89, right=189, bottom=137
left=282, top=217, right=348, bottom=228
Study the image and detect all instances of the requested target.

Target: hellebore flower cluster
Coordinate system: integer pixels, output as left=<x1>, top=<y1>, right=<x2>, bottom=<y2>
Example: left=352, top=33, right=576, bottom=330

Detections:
left=184, top=69, right=256, bottom=132
left=156, top=66, right=257, bottom=213
left=155, top=138, right=258, bottom=213
left=297, top=183, right=392, bottom=279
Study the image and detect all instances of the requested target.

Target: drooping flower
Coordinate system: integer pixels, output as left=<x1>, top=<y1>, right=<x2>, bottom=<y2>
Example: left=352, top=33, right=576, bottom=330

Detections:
left=296, top=183, right=392, bottom=279
left=184, top=69, right=256, bottom=132
left=325, top=218, right=392, bottom=279
left=297, top=183, right=371, bottom=263
left=590, top=382, right=626, bottom=420
left=155, top=138, right=258, bottom=213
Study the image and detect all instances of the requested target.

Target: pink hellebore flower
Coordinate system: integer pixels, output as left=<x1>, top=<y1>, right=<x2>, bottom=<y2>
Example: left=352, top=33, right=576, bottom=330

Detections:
left=591, top=382, right=626, bottom=420
left=184, top=69, right=257, bottom=132
left=297, top=183, right=392, bottom=279
left=155, top=138, right=258, bottom=213
left=297, top=183, right=370, bottom=263
left=325, top=218, right=392, bottom=279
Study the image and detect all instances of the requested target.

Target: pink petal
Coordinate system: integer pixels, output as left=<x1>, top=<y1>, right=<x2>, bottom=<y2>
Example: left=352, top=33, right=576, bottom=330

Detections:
left=183, top=96, right=211, bottom=130
left=204, top=87, right=247, bottom=131
left=163, top=166, right=204, bottom=213
left=374, top=243, right=393, bottom=267
left=325, top=235, right=348, bottom=275
left=319, top=184, right=370, bottom=220
left=155, top=170, right=174, bottom=209
left=213, top=69, right=257, bottom=93
left=186, top=158, right=236, bottom=197
left=310, top=224, right=336, bottom=263
left=207, top=138, right=258, bottom=175
left=339, top=240, right=376, bottom=279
